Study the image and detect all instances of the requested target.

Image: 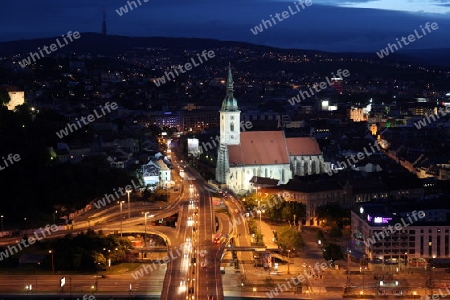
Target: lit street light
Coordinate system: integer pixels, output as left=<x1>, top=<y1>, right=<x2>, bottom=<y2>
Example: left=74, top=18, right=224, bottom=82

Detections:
left=287, top=249, right=291, bottom=274
left=118, top=201, right=125, bottom=237
left=144, top=212, right=150, bottom=247
left=53, top=210, right=57, bottom=224
left=256, top=200, right=265, bottom=235
left=126, top=189, right=131, bottom=219
left=49, top=250, right=54, bottom=275
left=1, top=215, right=3, bottom=236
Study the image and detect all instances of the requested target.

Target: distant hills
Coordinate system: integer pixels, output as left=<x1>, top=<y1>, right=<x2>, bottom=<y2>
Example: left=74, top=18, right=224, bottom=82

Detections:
left=1, top=32, right=449, bottom=67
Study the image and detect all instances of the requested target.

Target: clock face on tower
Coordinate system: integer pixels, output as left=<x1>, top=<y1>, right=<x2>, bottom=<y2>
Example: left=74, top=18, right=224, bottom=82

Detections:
left=230, top=135, right=234, bottom=139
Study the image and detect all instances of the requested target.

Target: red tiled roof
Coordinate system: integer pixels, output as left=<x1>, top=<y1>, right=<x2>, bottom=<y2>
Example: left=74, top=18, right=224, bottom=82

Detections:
left=227, top=132, right=322, bottom=166
left=286, top=137, right=321, bottom=156
left=228, top=131, right=289, bottom=165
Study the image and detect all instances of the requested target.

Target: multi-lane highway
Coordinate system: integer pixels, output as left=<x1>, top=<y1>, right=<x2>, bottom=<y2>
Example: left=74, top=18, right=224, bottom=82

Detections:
left=0, top=152, right=234, bottom=299
left=161, top=169, right=224, bottom=300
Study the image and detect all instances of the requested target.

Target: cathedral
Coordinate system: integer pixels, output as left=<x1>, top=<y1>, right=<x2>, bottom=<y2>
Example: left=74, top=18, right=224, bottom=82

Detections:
left=215, top=66, right=330, bottom=193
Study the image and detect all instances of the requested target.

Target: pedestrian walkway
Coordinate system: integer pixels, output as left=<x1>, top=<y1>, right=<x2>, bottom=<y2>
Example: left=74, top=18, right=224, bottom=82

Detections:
left=259, top=220, right=278, bottom=248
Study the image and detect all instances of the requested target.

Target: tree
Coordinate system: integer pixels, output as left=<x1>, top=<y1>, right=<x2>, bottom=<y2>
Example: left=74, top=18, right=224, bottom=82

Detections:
left=153, top=188, right=168, bottom=201
left=248, top=219, right=258, bottom=235
left=281, top=205, right=293, bottom=221
left=316, top=203, right=348, bottom=226
left=276, top=226, right=304, bottom=251
left=328, top=227, right=343, bottom=239
left=322, top=243, right=344, bottom=261
left=255, top=233, right=265, bottom=246
left=0, top=89, right=10, bottom=106
left=241, top=193, right=258, bottom=211
left=264, top=194, right=285, bottom=221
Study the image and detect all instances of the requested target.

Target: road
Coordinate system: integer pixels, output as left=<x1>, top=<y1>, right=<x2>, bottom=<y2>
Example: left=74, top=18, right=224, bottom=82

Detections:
left=161, top=168, right=224, bottom=300
left=0, top=273, right=164, bottom=296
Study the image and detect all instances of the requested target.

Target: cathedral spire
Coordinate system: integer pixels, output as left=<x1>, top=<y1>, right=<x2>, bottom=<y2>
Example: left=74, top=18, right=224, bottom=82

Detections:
left=226, top=62, right=233, bottom=97
left=221, top=63, right=238, bottom=111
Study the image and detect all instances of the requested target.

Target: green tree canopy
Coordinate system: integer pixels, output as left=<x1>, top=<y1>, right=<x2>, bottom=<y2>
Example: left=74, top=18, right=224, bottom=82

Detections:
left=242, top=193, right=305, bottom=223
left=276, top=226, right=304, bottom=250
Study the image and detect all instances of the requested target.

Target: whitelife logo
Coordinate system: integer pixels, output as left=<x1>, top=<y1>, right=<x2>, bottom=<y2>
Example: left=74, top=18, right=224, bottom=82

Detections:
left=414, top=106, right=450, bottom=129
left=363, top=210, right=425, bottom=247
left=56, top=102, right=118, bottom=139
left=153, top=50, right=215, bottom=87
left=93, top=179, right=143, bottom=209
left=77, top=296, right=95, bottom=300
left=288, top=69, right=350, bottom=106
left=0, top=153, right=21, bottom=172
left=266, top=262, right=328, bottom=298
left=116, top=0, right=149, bottom=16
left=131, top=242, right=192, bottom=279
left=18, top=31, right=81, bottom=68
left=327, top=141, right=382, bottom=176
left=250, top=0, right=312, bottom=35
left=198, top=121, right=253, bottom=155
left=0, top=224, right=59, bottom=261
left=376, top=22, right=438, bottom=59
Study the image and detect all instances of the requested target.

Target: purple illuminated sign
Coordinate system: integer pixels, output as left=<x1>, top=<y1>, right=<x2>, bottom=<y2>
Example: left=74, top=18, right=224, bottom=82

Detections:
left=373, top=217, right=392, bottom=224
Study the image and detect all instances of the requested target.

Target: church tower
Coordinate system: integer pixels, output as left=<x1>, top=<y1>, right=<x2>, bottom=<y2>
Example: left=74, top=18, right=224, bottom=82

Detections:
left=216, top=64, right=240, bottom=184
left=220, top=64, right=240, bottom=145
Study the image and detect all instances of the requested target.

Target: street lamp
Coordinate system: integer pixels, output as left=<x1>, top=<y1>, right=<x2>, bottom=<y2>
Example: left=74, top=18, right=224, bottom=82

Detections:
left=144, top=212, right=150, bottom=247
left=53, top=210, right=57, bottom=224
left=404, top=252, right=408, bottom=271
left=1, top=215, right=3, bottom=235
left=49, top=250, right=54, bottom=275
left=118, top=201, right=125, bottom=237
left=360, top=266, right=365, bottom=296
left=287, top=249, right=291, bottom=274
left=126, top=189, right=131, bottom=219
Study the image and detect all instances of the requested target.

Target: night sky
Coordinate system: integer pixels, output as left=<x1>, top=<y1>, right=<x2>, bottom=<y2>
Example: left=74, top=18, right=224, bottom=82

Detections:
left=1, top=0, right=449, bottom=52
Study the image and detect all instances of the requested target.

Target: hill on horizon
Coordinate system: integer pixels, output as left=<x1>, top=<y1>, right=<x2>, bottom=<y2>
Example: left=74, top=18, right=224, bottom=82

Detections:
left=1, top=33, right=450, bottom=68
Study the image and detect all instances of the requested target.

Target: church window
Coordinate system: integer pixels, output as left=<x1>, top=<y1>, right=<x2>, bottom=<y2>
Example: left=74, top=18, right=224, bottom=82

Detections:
left=230, top=122, right=234, bottom=132
left=231, top=116, right=234, bottom=120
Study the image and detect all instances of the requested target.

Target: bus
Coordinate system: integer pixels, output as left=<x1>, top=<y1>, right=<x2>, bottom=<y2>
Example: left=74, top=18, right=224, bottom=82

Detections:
left=213, top=233, right=222, bottom=244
